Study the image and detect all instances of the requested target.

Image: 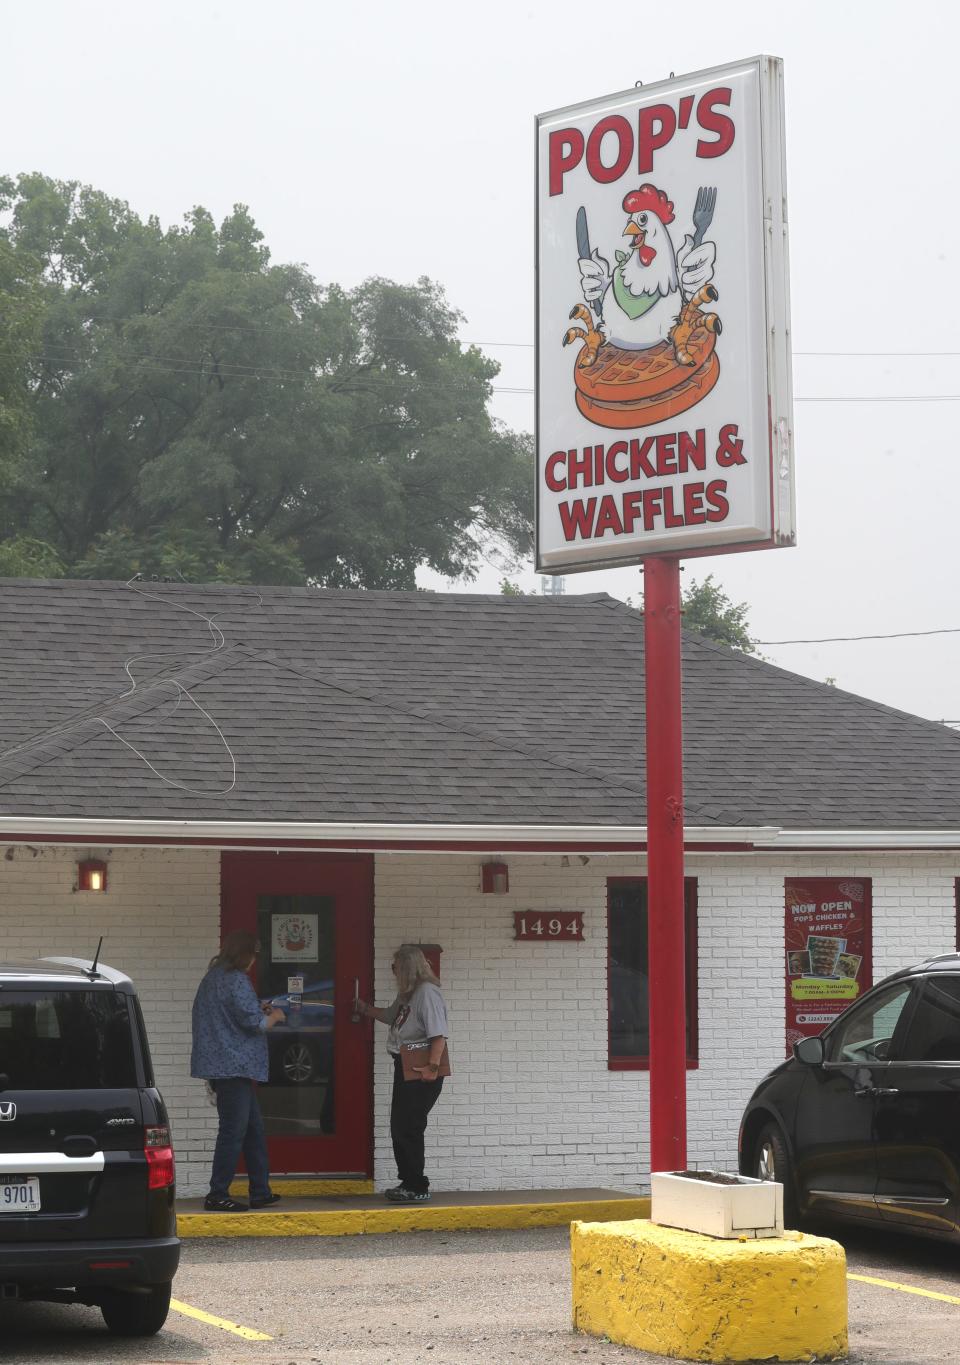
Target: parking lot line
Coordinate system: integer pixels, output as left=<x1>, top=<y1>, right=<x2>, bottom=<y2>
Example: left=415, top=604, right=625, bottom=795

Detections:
left=170, top=1297, right=273, bottom=1340
left=848, top=1273, right=960, bottom=1308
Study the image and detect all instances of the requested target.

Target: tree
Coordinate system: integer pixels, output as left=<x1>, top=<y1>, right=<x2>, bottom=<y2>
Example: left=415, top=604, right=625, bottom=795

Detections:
left=680, top=574, right=758, bottom=653
left=0, top=174, right=533, bottom=588
left=0, top=178, right=43, bottom=504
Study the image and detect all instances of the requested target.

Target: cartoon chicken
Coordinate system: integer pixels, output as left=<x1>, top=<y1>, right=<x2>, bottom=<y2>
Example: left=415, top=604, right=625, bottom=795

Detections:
left=563, top=184, right=723, bottom=429
left=575, top=184, right=718, bottom=352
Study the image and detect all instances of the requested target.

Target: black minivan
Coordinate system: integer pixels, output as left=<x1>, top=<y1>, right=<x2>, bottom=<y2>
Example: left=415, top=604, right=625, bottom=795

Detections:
left=739, top=952, right=960, bottom=1242
left=0, top=957, right=179, bottom=1335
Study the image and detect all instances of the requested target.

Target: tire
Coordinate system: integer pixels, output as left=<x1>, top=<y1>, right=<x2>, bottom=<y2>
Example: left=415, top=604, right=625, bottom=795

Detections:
left=100, top=1281, right=172, bottom=1337
left=754, top=1122, right=799, bottom=1226
left=282, top=1040, right=316, bottom=1085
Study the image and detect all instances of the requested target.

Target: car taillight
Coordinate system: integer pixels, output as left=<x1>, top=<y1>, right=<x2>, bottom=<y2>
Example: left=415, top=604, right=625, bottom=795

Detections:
left=144, top=1125, right=175, bottom=1190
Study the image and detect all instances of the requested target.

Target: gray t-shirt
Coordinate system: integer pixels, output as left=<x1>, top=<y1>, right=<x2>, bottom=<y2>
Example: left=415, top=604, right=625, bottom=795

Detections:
left=384, top=982, right=449, bottom=1055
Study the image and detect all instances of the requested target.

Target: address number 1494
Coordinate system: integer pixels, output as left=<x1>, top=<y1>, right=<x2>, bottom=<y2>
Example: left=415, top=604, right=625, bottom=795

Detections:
left=513, top=912, right=584, bottom=941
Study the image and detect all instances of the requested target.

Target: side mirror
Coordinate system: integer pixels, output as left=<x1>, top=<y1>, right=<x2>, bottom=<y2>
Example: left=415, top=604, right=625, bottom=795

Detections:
left=793, top=1035, right=825, bottom=1066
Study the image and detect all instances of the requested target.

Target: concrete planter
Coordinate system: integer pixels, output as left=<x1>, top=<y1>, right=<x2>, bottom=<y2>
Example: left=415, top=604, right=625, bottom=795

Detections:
left=651, top=1169, right=784, bottom=1239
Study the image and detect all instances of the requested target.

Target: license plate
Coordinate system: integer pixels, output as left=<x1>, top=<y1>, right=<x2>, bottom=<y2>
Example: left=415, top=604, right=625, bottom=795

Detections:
left=0, top=1177, right=41, bottom=1212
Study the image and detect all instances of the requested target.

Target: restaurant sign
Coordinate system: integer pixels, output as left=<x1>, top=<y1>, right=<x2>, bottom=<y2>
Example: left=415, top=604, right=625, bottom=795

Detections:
left=536, top=55, right=795, bottom=571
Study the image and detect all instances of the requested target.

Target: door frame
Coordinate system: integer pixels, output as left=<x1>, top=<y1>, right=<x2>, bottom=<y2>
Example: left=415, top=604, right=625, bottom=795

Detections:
left=220, top=851, right=375, bottom=1177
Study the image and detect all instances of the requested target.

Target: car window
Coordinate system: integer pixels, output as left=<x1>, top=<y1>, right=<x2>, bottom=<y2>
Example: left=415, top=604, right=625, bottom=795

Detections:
left=0, top=989, right=137, bottom=1089
left=826, top=981, right=914, bottom=1064
left=896, top=975, right=960, bottom=1062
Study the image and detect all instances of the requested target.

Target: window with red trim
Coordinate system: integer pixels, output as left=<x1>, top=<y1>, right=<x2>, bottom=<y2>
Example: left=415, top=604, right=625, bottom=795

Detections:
left=607, top=877, right=698, bottom=1070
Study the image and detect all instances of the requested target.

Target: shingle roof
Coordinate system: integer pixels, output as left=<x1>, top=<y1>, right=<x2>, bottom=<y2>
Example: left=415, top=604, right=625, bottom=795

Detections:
left=1, top=576, right=958, bottom=831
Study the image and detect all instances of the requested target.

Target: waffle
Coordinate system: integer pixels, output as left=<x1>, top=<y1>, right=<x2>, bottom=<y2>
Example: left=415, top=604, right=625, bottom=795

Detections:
left=573, top=328, right=719, bottom=430
left=575, top=349, right=719, bottom=430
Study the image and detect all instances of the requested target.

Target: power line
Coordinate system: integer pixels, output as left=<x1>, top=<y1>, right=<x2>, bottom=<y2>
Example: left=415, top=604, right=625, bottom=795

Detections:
left=758, top=627, right=960, bottom=645
left=14, top=348, right=960, bottom=402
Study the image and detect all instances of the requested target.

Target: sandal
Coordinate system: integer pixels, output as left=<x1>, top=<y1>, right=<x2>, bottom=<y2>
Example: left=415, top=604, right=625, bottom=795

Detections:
left=203, top=1194, right=249, bottom=1212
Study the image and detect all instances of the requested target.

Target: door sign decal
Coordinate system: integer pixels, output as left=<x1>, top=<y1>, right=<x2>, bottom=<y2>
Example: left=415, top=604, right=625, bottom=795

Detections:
left=271, top=912, right=318, bottom=962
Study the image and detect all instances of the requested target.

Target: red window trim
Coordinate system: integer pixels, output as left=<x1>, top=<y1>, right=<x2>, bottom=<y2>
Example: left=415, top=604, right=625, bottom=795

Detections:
left=606, top=876, right=699, bottom=1071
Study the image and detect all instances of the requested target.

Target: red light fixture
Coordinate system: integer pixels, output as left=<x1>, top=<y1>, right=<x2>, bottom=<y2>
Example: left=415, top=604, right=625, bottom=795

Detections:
left=481, top=861, right=509, bottom=895
left=77, top=858, right=108, bottom=893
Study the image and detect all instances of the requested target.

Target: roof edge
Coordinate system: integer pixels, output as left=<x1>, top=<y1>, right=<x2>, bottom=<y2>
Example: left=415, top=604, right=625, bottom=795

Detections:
left=0, top=816, right=774, bottom=851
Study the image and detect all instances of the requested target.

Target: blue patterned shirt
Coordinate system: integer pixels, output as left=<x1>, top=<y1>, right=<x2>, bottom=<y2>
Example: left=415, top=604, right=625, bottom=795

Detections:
left=190, top=966, right=269, bottom=1082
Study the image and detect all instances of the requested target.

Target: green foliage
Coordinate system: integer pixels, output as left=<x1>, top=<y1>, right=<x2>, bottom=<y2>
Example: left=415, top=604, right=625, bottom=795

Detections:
left=681, top=574, right=757, bottom=654
left=0, top=536, right=64, bottom=578
left=0, top=180, right=43, bottom=490
left=499, top=578, right=523, bottom=596
left=0, top=174, right=533, bottom=587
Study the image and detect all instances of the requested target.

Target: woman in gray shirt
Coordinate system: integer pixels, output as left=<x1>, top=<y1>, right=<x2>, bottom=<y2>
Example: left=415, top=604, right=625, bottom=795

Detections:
left=358, top=945, right=448, bottom=1203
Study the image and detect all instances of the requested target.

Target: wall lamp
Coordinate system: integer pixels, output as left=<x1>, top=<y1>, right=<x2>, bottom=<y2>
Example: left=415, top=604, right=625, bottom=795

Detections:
left=78, top=858, right=108, bottom=893
left=481, top=861, right=509, bottom=895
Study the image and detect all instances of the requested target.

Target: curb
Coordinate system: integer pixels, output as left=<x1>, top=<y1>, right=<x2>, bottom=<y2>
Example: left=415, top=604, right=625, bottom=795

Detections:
left=179, top=1196, right=651, bottom=1239
left=228, top=1178, right=374, bottom=1198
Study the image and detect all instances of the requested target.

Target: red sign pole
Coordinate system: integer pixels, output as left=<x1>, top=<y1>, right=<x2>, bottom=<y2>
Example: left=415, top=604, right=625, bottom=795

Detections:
left=643, top=555, right=687, bottom=1174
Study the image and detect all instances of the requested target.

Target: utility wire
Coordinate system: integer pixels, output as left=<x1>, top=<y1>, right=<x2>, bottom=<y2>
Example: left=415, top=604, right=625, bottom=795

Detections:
left=37, top=314, right=960, bottom=359
left=758, top=627, right=960, bottom=645
left=13, top=347, right=960, bottom=402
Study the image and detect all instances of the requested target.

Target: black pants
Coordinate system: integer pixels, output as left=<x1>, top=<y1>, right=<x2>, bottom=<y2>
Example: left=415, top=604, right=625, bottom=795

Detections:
left=390, top=1054, right=443, bottom=1193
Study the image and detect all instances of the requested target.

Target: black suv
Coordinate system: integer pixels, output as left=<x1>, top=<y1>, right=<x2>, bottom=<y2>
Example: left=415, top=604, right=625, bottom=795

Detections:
left=0, top=957, right=179, bottom=1335
left=740, top=952, right=960, bottom=1243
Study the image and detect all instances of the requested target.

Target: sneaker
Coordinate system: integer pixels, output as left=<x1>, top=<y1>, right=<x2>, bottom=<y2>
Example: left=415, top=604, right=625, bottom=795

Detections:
left=384, top=1184, right=406, bottom=1202
left=392, top=1187, right=430, bottom=1203
left=250, top=1193, right=282, bottom=1209
left=203, top=1194, right=249, bottom=1212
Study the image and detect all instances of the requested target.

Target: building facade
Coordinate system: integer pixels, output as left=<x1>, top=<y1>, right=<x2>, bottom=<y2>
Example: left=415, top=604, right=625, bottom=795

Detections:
left=1, top=839, right=955, bottom=1196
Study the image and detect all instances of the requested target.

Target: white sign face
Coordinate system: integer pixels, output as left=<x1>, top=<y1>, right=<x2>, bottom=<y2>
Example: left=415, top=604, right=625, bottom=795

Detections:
left=536, top=56, right=795, bottom=571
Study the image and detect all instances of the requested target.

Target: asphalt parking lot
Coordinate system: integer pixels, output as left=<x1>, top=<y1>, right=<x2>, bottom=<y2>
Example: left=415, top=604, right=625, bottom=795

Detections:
left=2, top=1222, right=960, bottom=1365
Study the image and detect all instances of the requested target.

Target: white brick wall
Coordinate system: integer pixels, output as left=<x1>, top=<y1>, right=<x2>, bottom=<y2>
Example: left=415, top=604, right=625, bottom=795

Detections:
left=373, top=851, right=959, bottom=1194
left=0, top=845, right=221, bottom=1196
left=1, top=844, right=957, bottom=1197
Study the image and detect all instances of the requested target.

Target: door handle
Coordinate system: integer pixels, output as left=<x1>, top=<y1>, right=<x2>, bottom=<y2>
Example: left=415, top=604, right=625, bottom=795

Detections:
left=854, top=1085, right=900, bottom=1098
left=351, top=977, right=360, bottom=1023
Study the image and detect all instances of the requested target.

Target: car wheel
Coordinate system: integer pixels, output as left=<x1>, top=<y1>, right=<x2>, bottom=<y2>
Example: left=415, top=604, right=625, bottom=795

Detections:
left=754, top=1122, right=798, bottom=1226
left=282, top=1040, right=316, bottom=1085
left=100, top=1281, right=172, bottom=1336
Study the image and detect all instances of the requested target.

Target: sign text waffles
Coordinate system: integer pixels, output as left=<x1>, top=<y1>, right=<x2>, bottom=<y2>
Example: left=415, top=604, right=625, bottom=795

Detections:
left=546, top=423, right=746, bottom=542
left=536, top=59, right=794, bottom=571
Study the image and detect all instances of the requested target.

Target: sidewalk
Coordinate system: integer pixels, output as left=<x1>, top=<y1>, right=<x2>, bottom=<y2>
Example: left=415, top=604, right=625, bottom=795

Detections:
left=176, top=1186, right=650, bottom=1238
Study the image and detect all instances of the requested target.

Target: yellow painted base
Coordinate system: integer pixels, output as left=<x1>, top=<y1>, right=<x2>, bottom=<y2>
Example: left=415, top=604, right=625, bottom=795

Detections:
left=179, top=1196, right=649, bottom=1239
left=228, top=1177, right=374, bottom=1198
left=571, top=1219, right=847, bottom=1363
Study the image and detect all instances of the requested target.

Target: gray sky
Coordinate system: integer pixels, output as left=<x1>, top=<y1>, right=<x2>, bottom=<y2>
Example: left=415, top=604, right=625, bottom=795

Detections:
left=4, top=0, right=959, bottom=722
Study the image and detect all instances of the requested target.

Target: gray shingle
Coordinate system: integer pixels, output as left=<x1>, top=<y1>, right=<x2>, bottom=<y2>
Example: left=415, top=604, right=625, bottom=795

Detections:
left=0, top=577, right=958, bottom=830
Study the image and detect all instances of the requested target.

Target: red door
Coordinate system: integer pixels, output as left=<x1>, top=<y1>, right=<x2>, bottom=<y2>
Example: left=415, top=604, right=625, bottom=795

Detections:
left=220, top=853, right=373, bottom=1176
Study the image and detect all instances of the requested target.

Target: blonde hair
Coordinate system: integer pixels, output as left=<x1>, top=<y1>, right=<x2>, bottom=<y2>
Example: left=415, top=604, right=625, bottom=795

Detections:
left=392, top=945, right=440, bottom=998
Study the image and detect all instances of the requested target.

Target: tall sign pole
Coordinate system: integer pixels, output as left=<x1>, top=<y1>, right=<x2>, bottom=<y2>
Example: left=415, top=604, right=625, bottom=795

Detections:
left=536, top=57, right=794, bottom=1179
left=643, top=556, right=687, bottom=1169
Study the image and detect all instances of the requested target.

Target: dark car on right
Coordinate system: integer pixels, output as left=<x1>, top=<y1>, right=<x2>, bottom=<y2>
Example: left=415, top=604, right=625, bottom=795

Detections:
left=740, top=952, right=960, bottom=1242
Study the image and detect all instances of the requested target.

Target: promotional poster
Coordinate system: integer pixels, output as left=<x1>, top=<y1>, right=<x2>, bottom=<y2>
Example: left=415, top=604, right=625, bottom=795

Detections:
left=784, top=878, right=873, bottom=1054
left=536, top=56, right=794, bottom=571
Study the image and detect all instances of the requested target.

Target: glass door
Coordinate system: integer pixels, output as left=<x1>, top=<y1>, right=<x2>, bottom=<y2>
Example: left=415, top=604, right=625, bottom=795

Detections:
left=220, top=853, right=373, bottom=1176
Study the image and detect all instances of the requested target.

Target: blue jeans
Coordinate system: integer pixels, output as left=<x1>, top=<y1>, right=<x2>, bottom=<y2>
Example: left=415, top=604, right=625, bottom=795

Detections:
left=210, top=1078, right=271, bottom=1200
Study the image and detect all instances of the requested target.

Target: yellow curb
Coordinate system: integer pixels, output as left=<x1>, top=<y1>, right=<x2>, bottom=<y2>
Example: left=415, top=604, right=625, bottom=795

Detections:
left=228, top=1177, right=374, bottom=1197
left=572, top=1219, right=848, bottom=1363
left=178, top=1196, right=650, bottom=1239
left=170, top=1297, right=272, bottom=1341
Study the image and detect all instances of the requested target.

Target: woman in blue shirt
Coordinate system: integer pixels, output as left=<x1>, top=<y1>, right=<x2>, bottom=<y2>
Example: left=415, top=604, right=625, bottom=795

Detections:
left=191, top=931, right=285, bottom=1212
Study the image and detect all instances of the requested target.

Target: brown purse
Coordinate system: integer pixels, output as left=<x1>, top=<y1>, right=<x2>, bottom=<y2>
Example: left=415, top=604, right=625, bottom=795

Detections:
left=399, top=1041, right=451, bottom=1081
